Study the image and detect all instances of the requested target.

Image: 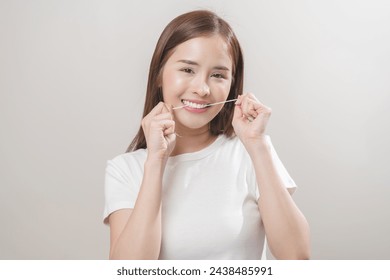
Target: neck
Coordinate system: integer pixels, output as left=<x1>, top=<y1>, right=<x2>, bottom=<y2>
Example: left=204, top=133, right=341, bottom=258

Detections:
left=170, top=125, right=217, bottom=156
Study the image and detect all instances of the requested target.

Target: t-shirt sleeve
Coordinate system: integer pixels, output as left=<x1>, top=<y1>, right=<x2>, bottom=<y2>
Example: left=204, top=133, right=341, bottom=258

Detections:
left=103, top=155, right=141, bottom=224
left=253, top=135, right=297, bottom=200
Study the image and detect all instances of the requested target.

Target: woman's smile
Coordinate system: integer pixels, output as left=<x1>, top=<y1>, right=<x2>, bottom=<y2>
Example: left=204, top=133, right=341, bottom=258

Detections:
left=161, top=35, right=233, bottom=130
left=181, top=99, right=210, bottom=109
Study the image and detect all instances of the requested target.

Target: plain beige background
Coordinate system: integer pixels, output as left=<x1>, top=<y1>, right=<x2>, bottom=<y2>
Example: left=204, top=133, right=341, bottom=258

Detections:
left=1, top=0, right=389, bottom=259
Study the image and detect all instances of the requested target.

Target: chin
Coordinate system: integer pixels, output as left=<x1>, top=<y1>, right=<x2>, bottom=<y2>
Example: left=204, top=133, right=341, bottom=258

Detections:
left=177, top=119, right=210, bottom=131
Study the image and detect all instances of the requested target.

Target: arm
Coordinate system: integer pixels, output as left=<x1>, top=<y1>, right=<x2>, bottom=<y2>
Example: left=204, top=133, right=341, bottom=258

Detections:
left=109, top=159, right=165, bottom=259
left=233, top=94, right=310, bottom=260
left=246, top=138, right=310, bottom=260
left=108, top=103, right=176, bottom=259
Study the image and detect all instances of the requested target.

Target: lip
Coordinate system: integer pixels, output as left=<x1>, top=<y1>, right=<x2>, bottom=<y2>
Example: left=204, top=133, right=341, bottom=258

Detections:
left=181, top=99, right=210, bottom=105
left=181, top=99, right=211, bottom=113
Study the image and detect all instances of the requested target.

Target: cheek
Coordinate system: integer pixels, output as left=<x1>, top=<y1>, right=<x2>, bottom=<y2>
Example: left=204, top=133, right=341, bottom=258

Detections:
left=211, top=82, right=231, bottom=98
left=162, top=72, right=186, bottom=94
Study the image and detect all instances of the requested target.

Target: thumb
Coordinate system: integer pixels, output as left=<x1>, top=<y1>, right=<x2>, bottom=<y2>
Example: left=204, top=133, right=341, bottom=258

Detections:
left=233, top=103, right=244, bottom=121
left=161, top=103, right=170, bottom=113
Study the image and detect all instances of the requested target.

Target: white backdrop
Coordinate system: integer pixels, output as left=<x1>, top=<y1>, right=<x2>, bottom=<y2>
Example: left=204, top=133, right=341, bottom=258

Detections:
left=1, top=0, right=389, bottom=259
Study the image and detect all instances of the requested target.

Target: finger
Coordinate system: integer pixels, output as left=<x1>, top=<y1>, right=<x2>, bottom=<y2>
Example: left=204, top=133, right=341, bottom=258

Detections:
left=142, top=103, right=173, bottom=134
left=166, top=103, right=174, bottom=113
left=239, top=93, right=251, bottom=114
left=151, top=118, right=174, bottom=128
left=235, top=94, right=243, bottom=106
left=165, top=131, right=176, bottom=143
left=239, top=92, right=258, bottom=103
left=233, top=102, right=243, bottom=120
left=163, top=124, right=175, bottom=136
left=161, top=117, right=175, bottom=135
left=153, top=112, right=173, bottom=121
left=164, top=104, right=175, bottom=121
left=161, top=103, right=171, bottom=114
left=252, top=100, right=272, bottom=116
left=148, top=102, right=166, bottom=117
left=241, top=98, right=260, bottom=118
left=153, top=121, right=175, bottom=138
left=241, top=92, right=260, bottom=105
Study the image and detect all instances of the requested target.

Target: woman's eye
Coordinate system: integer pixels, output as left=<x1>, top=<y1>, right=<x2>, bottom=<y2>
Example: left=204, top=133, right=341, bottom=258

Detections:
left=181, top=68, right=194, bottom=74
left=212, top=73, right=225, bottom=79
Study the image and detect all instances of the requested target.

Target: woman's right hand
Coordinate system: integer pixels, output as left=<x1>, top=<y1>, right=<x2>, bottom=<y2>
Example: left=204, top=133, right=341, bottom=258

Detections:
left=142, top=102, right=176, bottom=162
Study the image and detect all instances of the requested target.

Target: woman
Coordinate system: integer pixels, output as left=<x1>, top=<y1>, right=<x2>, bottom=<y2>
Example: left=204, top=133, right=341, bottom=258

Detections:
left=103, top=10, right=310, bottom=260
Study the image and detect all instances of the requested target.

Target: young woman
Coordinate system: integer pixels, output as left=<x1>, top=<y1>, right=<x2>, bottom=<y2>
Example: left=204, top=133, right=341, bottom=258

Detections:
left=103, top=10, right=310, bottom=260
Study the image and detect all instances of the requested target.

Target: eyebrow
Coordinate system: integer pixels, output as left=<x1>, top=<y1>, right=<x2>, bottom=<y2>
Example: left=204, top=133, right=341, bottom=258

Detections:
left=177, top=59, right=230, bottom=71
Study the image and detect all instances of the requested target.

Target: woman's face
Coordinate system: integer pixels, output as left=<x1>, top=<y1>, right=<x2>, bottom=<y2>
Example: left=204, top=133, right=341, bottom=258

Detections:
left=161, top=35, right=233, bottom=134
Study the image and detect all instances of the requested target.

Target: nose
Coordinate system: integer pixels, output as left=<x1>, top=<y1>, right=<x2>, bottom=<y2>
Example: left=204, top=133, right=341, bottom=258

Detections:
left=191, top=75, right=210, bottom=97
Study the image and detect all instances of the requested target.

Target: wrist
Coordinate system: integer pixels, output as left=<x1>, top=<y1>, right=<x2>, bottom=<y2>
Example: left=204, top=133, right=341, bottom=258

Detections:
left=145, top=154, right=168, bottom=172
left=242, top=135, right=272, bottom=154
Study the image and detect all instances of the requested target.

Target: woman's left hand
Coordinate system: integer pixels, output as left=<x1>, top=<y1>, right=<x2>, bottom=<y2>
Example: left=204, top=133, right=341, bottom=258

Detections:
left=232, top=93, right=272, bottom=145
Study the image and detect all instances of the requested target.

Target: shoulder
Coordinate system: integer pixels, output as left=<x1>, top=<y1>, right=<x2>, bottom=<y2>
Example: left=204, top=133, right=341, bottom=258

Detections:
left=219, top=134, right=247, bottom=155
left=106, top=149, right=147, bottom=177
left=104, top=150, right=146, bottom=224
left=110, top=149, right=147, bottom=165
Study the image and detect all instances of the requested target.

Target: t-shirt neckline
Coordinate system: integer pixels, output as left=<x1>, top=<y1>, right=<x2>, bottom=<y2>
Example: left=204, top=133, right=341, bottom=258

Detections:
left=167, top=134, right=228, bottom=163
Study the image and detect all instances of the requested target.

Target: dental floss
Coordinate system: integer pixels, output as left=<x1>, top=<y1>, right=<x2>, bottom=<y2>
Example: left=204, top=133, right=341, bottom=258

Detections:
left=172, top=98, right=238, bottom=110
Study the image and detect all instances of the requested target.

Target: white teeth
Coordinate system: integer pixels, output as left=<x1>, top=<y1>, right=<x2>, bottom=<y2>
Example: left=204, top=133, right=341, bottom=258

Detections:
left=182, top=100, right=208, bottom=109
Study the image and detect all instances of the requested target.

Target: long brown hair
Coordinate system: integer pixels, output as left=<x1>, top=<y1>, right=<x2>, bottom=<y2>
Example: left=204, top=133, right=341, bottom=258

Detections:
left=126, top=10, right=244, bottom=152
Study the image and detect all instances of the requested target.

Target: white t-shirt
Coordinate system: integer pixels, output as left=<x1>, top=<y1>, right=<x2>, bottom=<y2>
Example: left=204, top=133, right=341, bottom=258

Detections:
left=103, top=135, right=296, bottom=259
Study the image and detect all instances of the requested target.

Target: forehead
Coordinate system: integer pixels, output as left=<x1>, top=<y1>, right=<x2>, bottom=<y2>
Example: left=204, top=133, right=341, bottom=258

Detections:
left=168, top=35, right=232, bottom=66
